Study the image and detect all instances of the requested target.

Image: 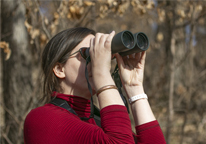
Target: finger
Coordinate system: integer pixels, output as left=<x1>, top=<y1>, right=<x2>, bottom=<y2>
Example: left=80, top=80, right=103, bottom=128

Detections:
left=122, top=56, right=130, bottom=68
left=124, top=54, right=137, bottom=68
left=128, top=53, right=134, bottom=59
left=89, top=37, right=95, bottom=56
left=140, top=51, right=146, bottom=65
left=94, top=33, right=104, bottom=47
left=99, top=34, right=109, bottom=47
left=104, top=31, right=115, bottom=49
left=111, top=53, right=116, bottom=59
left=115, top=53, right=125, bottom=71
left=135, top=52, right=141, bottom=61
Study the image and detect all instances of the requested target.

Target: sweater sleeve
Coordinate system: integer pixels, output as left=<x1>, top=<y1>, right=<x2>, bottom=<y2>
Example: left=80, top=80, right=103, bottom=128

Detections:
left=135, top=120, right=166, bottom=144
left=24, top=104, right=135, bottom=144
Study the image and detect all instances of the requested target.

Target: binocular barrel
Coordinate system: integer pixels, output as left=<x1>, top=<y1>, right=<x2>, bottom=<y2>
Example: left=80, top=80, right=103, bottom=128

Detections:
left=111, top=30, right=135, bottom=54
left=84, top=30, right=149, bottom=58
left=112, top=31, right=149, bottom=56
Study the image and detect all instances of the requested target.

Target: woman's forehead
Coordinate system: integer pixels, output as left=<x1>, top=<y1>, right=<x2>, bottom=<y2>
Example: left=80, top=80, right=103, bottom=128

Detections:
left=72, top=34, right=94, bottom=51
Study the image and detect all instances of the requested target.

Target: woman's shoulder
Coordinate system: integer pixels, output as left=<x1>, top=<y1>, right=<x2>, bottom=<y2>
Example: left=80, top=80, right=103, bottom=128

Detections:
left=24, top=104, right=86, bottom=143
left=24, top=104, right=79, bottom=127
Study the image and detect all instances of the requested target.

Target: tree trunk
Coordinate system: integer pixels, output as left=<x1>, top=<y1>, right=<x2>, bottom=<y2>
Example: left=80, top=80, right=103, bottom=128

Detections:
left=0, top=1, right=4, bottom=143
left=167, top=37, right=175, bottom=144
left=180, top=6, right=196, bottom=143
left=1, top=0, right=33, bottom=143
left=164, top=2, right=175, bottom=144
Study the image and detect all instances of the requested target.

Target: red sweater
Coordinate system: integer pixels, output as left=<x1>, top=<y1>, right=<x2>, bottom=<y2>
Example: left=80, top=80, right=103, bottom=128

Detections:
left=24, top=93, right=166, bottom=144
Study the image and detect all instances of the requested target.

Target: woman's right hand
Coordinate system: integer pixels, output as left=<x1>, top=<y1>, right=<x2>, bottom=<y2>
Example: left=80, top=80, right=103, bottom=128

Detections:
left=89, top=31, right=115, bottom=90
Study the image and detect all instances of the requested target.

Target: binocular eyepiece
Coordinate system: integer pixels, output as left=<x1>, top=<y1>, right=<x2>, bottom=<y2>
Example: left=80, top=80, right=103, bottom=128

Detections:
left=84, top=30, right=149, bottom=59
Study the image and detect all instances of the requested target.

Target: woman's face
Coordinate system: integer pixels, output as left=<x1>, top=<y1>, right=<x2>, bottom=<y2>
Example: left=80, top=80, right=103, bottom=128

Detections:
left=60, top=34, right=95, bottom=99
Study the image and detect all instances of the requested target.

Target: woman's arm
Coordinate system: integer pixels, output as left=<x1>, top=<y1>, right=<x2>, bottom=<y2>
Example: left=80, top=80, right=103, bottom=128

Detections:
left=124, top=84, right=156, bottom=126
left=89, top=31, right=125, bottom=109
left=115, top=52, right=166, bottom=143
left=115, top=52, right=155, bottom=126
left=89, top=31, right=165, bottom=143
left=24, top=104, right=135, bottom=144
left=89, top=31, right=156, bottom=125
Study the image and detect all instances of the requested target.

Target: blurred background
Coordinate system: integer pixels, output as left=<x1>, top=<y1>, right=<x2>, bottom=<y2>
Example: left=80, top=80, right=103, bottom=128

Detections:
left=0, top=0, right=206, bottom=144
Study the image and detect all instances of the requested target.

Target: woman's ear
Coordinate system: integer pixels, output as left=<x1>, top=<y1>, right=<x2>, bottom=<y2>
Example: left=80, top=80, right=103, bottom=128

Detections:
left=53, top=63, right=65, bottom=79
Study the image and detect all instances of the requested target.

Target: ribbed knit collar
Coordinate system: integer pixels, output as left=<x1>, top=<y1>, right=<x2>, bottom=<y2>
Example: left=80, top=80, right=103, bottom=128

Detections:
left=52, top=92, right=91, bottom=118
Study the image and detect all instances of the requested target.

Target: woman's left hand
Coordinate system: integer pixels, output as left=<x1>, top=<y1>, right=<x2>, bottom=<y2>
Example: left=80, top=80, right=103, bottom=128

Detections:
left=115, top=52, right=146, bottom=98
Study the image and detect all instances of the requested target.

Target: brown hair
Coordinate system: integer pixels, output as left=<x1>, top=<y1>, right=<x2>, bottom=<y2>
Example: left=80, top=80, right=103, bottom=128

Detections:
left=41, top=27, right=95, bottom=103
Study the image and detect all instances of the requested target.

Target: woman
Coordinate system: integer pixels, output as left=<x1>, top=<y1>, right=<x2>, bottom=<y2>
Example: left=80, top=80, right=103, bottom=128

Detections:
left=24, top=27, right=166, bottom=144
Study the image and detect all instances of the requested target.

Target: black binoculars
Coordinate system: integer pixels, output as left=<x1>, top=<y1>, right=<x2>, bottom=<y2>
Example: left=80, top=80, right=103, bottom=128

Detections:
left=84, top=30, right=149, bottom=58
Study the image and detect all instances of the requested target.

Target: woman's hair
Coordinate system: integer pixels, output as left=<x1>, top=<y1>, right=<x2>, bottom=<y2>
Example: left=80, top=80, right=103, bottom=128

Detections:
left=41, top=27, right=95, bottom=103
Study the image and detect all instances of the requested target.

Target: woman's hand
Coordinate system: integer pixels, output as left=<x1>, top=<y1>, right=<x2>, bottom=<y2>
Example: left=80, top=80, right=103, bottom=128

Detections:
left=115, top=52, right=146, bottom=98
left=115, top=52, right=157, bottom=126
left=89, top=31, right=115, bottom=90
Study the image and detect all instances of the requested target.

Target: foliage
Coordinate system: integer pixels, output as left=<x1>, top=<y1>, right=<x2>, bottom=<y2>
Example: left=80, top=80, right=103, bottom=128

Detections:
left=0, top=41, right=11, bottom=60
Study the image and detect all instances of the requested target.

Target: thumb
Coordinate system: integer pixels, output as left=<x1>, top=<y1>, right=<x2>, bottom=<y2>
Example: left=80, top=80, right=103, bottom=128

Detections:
left=114, top=53, right=125, bottom=72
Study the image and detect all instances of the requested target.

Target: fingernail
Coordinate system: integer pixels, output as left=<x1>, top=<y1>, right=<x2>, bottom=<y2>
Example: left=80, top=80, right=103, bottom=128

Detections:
left=110, top=30, right=114, bottom=34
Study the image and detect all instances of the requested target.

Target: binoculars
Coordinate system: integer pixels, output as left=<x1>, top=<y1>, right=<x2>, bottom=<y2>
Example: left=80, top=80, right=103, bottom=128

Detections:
left=84, top=30, right=149, bottom=58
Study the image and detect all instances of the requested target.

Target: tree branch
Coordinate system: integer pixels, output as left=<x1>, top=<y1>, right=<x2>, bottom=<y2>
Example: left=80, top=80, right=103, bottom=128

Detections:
left=2, top=133, right=13, bottom=144
left=75, top=5, right=93, bottom=27
left=1, top=103, right=20, bottom=125
left=175, top=11, right=206, bottom=29
left=35, top=0, right=51, bottom=39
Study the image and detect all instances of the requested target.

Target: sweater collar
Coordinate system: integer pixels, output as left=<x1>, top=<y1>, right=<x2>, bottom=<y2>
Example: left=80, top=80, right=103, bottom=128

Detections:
left=52, top=92, right=91, bottom=118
